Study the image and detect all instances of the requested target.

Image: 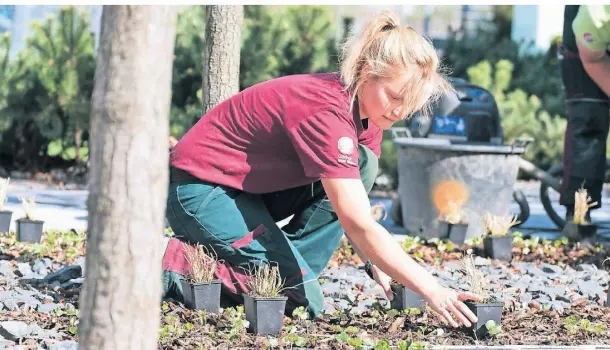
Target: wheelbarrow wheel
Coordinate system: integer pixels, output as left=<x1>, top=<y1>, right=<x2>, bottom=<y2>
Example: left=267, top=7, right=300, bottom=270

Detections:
left=512, top=189, right=529, bottom=227
left=539, top=163, right=566, bottom=229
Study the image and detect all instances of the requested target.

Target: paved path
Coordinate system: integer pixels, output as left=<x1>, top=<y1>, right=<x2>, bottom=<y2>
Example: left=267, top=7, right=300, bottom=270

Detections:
left=3, top=180, right=88, bottom=232
left=2, top=180, right=610, bottom=243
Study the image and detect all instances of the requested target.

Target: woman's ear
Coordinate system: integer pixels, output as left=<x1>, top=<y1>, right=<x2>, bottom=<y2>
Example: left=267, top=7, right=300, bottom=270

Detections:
left=360, top=62, right=373, bottom=81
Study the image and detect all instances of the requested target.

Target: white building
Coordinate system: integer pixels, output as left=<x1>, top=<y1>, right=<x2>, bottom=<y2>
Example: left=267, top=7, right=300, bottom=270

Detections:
left=334, top=5, right=495, bottom=54
left=511, top=5, right=565, bottom=55
left=335, top=5, right=567, bottom=56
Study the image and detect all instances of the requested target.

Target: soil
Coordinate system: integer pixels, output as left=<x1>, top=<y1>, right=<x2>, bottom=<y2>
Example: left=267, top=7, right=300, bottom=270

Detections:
left=153, top=300, right=610, bottom=349
left=2, top=230, right=609, bottom=349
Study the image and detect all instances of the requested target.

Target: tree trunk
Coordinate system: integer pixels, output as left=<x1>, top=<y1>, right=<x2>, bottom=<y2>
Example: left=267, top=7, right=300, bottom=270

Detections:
left=201, top=5, right=244, bottom=115
left=78, top=6, right=177, bottom=349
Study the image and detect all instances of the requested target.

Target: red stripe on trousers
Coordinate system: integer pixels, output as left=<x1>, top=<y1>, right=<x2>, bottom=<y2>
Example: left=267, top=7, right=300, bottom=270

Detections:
left=162, top=238, right=250, bottom=294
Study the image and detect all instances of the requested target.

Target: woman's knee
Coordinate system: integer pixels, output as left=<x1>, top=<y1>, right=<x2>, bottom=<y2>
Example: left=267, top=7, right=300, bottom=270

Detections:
left=358, top=144, right=379, bottom=193
left=165, top=182, right=250, bottom=258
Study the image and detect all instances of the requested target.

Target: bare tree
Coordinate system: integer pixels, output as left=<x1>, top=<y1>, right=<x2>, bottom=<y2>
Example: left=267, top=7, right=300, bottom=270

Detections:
left=78, top=6, right=177, bottom=349
left=201, top=5, right=244, bottom=115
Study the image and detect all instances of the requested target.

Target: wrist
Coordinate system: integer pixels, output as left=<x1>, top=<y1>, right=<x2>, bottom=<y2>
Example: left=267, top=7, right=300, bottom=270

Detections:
left=401, top=266, right=441, bottom=297
left=364, top=260, right=374, bottom=279
left=417, top=278, right=443, bottom=298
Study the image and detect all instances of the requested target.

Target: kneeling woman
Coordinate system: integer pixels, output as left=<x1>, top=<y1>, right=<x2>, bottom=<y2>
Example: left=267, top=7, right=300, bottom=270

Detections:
left=162, top=11, right=480, bottom=327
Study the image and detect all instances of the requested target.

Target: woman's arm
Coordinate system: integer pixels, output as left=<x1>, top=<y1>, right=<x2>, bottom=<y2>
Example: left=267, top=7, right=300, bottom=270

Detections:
left=572, top=6, right=610, bottom=96
left=321, top=177, right=480, bottom=327
left=577, top=41, right=610, bottom=97
left=322, top=177, right=439, bottom=295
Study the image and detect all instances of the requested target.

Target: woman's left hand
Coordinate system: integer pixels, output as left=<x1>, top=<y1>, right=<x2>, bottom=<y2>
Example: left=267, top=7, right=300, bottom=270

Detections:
left=371, top=264, right=394, bottom=300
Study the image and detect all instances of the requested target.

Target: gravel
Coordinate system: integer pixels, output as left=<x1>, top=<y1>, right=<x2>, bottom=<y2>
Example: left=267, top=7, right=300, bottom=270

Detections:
left=318, top=259, right=609, bottom=316
left=0, top=253, right=607, bottom=348
left=0, top=259, right=81, bottom=348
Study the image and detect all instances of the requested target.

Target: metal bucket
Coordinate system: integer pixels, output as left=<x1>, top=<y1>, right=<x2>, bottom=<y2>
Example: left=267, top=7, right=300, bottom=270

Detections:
left=392, top=128, right=529, bottom=240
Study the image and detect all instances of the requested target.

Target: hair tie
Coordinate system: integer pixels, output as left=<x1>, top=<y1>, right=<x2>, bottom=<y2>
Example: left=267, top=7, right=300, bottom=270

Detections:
left=381, top=24, right=395, bottom=32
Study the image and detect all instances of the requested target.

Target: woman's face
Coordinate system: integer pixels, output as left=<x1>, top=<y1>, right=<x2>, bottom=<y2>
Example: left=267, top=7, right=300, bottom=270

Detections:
left=358, top=71, right=413, bottom=130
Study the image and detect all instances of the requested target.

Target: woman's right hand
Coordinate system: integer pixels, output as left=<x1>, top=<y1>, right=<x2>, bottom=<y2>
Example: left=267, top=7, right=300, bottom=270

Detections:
left=424, top=285, right=481, bottom=328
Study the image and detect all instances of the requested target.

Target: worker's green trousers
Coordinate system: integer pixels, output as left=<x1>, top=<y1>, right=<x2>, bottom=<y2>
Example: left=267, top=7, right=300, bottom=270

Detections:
left=560, top=101, right=609, bottom=211
left=559, top=35, right=610, bottom=211
left=162, top=144, right=378, bottom=318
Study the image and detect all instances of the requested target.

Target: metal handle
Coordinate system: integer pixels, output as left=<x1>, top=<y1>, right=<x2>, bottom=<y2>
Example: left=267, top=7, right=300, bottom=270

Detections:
left=518, top=158, right=561, bottom=191
left=512, top=137, right=534, bottom=148
left=390, top=127, right=412, bottom=139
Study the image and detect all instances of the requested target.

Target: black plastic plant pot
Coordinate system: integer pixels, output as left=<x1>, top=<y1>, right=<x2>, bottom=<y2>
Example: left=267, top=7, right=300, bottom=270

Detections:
left=439, top=221, right=468, bottom=245
left=243, top=294, right=288, bottom=336
left=180, top=279, right=222, bottom=313
left=390, top=284, right=426, bottom=312
left=0, top=211, right=12, bottom=233
left=483, top=235, right=513, bottom=261
left=16, top=218, right=44, bottom=243
left=563, top=222, right=597, bottom=241
left=464, top=301, right=503, bottom=338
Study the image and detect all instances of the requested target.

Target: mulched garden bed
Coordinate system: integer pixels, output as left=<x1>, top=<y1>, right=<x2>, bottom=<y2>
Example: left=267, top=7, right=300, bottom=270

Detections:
left=1, top=229, right=609, bottom=349
left=153, top=234, right=610, bottom=349
left=154, top=300, right=609, bottom=349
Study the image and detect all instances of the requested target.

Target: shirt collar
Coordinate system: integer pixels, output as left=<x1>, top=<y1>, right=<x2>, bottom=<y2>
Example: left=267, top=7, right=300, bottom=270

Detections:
left=352, top=96, right=368, bottom=133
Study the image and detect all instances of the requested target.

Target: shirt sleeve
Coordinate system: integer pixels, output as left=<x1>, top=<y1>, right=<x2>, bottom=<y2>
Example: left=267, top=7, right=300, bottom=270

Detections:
left=286, top=110, right=361, bottom=179
left=573, top=6, right=610, bottom=52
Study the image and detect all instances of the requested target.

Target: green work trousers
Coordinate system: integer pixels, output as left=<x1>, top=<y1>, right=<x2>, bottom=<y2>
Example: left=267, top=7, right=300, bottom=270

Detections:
left=162, top=144, right=378, bottom=318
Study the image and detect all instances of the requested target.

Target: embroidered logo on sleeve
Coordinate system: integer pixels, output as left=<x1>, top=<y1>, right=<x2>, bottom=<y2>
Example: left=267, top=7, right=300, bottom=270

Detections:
left=337, top=136, right=357, bottom=166
left=584, top=33, right=594, bottom=42
left=338, top=137, right=354, bottom=155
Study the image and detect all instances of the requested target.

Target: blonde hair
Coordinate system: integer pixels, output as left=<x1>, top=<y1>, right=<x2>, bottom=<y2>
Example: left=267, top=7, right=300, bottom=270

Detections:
left=340, top=10, right=453, bottom=119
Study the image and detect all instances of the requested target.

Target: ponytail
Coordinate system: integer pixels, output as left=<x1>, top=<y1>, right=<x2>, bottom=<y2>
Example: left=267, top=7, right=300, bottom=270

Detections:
left=339, top=10, right=452, bottom=119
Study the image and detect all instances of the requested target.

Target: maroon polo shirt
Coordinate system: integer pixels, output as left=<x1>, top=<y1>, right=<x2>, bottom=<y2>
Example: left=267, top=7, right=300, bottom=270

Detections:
left=170, top=73, right=382, bottom=194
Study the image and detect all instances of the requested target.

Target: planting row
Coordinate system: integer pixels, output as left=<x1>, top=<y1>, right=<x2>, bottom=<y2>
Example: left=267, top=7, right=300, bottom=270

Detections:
left=180, top=246, right=610, bottom=340
left=438, top=187, right=599, bottom=256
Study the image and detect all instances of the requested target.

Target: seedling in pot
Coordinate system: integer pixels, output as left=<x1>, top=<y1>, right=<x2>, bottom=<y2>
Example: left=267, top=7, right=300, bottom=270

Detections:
left=438, top=200, right=469, bottom=245
left=460, top=254, right=503, bottom=338
left=243, top=263, right=288, bottom=336
left=0, top=177, right=12, bottom=234
left=180, top=243, right=222, bottom=313
left=432, top=180, right=469, bottom=244
left=16, top=197, right=44, bottom=243
left=482, top=212, right=519, bottom=261
left=389, top=279, right=427, bottom=312
left=563, top=188, right=598, bottom=241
